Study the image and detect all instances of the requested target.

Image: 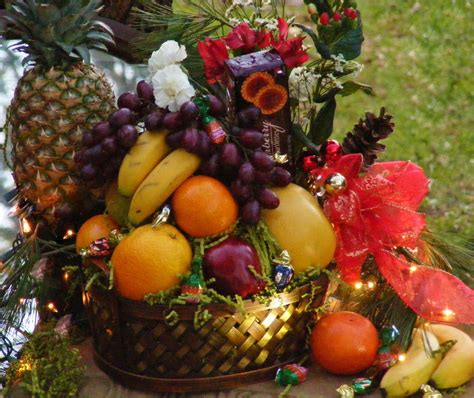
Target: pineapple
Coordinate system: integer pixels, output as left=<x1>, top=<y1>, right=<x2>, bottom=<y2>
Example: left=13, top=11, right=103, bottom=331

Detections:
left=5, top=0, right=116, bottom=226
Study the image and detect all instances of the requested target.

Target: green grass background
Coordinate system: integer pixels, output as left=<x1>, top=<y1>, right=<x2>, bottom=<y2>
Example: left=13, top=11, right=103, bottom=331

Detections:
left=290, top=0, right=473, bottom=238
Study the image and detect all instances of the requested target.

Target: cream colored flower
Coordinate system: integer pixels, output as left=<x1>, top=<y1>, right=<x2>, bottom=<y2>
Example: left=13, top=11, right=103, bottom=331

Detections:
left=152, top=64, right=195, bottom=112
left=148, top=40, right=187, bottom=76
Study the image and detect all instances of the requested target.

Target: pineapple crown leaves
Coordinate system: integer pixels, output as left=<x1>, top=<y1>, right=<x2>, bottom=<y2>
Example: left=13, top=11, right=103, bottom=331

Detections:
left=4, top=0, right=115, bottom=68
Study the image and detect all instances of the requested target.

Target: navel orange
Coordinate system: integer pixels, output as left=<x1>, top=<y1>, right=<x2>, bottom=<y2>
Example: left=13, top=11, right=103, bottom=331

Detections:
left=172, top=175, right=238, bottom=238
left=75, top=214, right=119, bottom=254
left=111, top=224, right=192, bottom=300
left=311, top=311, right=379, bottom=375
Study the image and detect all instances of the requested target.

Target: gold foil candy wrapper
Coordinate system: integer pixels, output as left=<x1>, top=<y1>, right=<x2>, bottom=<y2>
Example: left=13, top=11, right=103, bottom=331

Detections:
left=336, top=384, right=355, bottom=398
left=420, top=384, right=443, bottom=398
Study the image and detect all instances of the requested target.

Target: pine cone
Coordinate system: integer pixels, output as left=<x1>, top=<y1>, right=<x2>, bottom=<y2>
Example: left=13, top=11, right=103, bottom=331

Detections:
left=342, top=107, right=395, bottom=168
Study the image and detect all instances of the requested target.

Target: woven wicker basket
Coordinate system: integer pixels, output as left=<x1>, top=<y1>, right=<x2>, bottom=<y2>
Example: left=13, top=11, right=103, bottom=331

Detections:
left=84, top=275, right=328, bottom=393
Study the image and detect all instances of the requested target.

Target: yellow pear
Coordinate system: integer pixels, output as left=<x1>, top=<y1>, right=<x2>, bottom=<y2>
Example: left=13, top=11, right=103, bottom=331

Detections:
left=261, top=183, right=336, bottom=273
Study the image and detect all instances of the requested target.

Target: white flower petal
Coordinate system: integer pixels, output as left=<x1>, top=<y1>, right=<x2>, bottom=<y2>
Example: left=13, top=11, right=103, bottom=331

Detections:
left=152, top=64, right=195, bottom=111
left=148, top=40, right=188, bottom=76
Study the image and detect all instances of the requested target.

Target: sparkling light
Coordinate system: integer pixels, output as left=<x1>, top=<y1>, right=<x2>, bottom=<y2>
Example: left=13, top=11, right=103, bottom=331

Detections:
left=19, top=297, right=27, bottom=304
left=21, top=218, right=32, bottom=234
left=46, top=302, right=58, bottom=313
left=409, top=265, right=417, bottom=273
left=63, top=229, right=76, bottom=240
left=354, top=281, right=363, bottom=290
left=398, top=354, right=407, bottom=362
left=367, top=281, right=376, bottom=289
left=442, top=308, right=455, bottom=319
left=63, top=272, right=70, bottom=282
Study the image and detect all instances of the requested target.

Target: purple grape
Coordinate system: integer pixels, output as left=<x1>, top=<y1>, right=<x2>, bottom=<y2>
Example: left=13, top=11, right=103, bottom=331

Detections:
left=256, top=188, right=280, bottom=209
left=102, top=136, right=118, bottom=155
left=166, top=130, right=185, bottom=148
left=250, top=150, right=275, bottom=172
left=117, top=124, right=138, bottom=148
left=144, top=110, right=164, bottom=131
left=84, top=144, right=102, bottom=163
left=81, top=163, right=97, bottom=180
left=73, top=149, right=86, bottom=165
left=196, top=130, right=211, bottom=158
left=180, top=101, right=200, bottom=121
left=254, top=170, right=272, bottom=184
left=219, top=143, right=243, bottom=169
left=238, top=162, right=255, bottom=184
left=199, top=153, right=220, bottom=177
left=208, top=95, right=225, bottom=116
left=241, top=200, right=261, bottom=225
left=237, top=106, right=261, bottom=127
left=230, top=179, right=252, bottom=204
left=118, top=92, right=141, bottom=111
left=231, top=126, right=241, bottom=136
left=239, top=129, right=264, bottom=149
left=162, top=112, right=183, bottom=131
left=272, top=167, right=292, bottom=187
left=109, top=108, right=135, bottom=128
left=180, top=128, right=200, bottom=153
left=136, top=80, right=154, bottom=101
left=82, top=131, right=95, bottom=147
left=93, top=121, right=114, bottom=141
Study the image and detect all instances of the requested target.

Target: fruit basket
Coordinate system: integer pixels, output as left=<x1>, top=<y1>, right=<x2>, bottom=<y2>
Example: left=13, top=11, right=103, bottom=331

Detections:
left=84, top=276, right=329, bottom=393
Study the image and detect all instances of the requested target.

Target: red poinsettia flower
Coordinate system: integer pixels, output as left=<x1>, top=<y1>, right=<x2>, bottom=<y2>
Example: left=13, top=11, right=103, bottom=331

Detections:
left=225, top=23, right=272, bottom=54
left=272, top=18, right=309, bottom=68
left=197, top=38, right=229, bottom=84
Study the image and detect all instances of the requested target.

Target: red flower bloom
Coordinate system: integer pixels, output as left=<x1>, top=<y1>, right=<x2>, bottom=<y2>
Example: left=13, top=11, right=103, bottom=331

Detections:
left=225, top=23, right=272, bottom=54
left=319, top=12, right=330, bottom=26
left=273, top=18, right=309, bottom=68
left=197, top=38, right=229, bottom=84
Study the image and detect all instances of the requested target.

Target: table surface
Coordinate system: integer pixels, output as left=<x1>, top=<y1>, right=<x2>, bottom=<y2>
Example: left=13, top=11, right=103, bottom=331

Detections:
left=75, top=334, right=474, bottom=398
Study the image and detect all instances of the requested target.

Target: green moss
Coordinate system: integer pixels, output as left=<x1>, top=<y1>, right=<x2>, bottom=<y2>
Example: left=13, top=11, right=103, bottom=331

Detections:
left=5, top=321, right=85, bottom=398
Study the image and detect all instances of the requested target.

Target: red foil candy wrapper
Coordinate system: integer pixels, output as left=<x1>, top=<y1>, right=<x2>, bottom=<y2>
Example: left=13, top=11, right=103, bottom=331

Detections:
left=87, top=237, right=112, bottom=257
left=224, top=50, right=293, bottom=167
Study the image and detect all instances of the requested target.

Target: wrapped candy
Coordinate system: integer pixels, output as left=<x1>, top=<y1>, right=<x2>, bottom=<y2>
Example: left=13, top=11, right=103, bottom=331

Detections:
left=181, top=258, right=205, bottom=304
left=336, top=384, right=355, bottom=398
left=275, top=363, right=308, bottom=386
left=420, top=384, right=443, bottom=398
left=351, top=378, right=374, bottom=394
left=203, top=116, right=227, bottom=144
left=272, top=250, right=294, bottom=290
left=80, top=237, right=112, bottom=258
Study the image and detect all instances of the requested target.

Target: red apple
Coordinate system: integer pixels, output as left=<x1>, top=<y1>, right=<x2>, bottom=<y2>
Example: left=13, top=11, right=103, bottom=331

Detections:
left=203, top=237, right=265, bottom=298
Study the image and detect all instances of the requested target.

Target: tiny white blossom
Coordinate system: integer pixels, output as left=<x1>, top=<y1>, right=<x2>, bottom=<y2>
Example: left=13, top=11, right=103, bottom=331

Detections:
left=331, top=53, right=347, bottom=73
left=289, top=66, right=319, bottom=101
left=255, top=17, right=278, bottom=31
left=152, top=65, right=195, bottom=112
left=148, top=40, right=187, bottom=76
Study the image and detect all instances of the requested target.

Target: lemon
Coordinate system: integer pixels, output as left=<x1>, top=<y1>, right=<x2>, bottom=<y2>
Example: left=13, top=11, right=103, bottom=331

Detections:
left=111, top=224, right=192, bottom=300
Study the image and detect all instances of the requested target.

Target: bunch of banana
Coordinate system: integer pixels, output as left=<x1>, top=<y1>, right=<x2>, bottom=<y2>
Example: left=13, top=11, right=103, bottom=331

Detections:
left=380, top=325, right=474, bottom=397
left=117, top=129, right=201, bottom=225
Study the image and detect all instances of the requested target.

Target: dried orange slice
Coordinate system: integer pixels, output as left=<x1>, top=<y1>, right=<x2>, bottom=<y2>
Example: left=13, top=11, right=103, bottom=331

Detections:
left=241, top=72, right=274, bottom=103
left=254, top=84, right=288, bottom=115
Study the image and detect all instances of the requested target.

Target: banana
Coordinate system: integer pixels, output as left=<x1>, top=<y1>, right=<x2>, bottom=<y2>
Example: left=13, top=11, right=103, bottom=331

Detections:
left=128, top=149, right=201, bottom=225
left=380, top=329, right=442, bottom=397
left=118, top=129, right=172, bottom=197
left=429, top=324, right=474, bottom=389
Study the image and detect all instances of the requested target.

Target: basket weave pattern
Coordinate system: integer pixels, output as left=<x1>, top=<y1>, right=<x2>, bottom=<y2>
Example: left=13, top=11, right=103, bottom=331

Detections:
left=85, top=276, right=328, bottom=385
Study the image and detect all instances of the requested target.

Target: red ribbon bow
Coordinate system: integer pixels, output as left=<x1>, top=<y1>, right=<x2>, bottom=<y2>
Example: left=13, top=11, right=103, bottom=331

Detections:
left=311, top=154, right=474, bottom=323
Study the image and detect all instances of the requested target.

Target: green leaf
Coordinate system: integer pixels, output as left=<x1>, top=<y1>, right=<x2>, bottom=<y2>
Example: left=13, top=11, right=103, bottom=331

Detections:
left=328, top=18, right=364, bottom=60
left=310, top=97, right=337, bottom=144
left=74, top=45, right=90, bottom=64
left=295, top=23, right=332, bottom=59
left=339, top=81, right=373, bottom=97
left=291, top=123, right=319, bottom=153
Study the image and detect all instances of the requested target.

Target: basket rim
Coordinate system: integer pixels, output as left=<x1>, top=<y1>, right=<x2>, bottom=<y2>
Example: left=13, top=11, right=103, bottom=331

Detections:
left=89, top=275, right=328, bottom=321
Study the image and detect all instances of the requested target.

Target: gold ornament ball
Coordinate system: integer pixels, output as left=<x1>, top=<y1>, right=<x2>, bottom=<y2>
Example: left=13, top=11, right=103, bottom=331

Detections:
left=324, top=173, right=347, bottom=195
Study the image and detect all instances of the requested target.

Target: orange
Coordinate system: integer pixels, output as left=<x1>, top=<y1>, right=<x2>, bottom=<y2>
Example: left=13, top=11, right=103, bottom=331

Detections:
left=75, top=214, right=119, bottom=254
left=172, top=175, right=238, bottom=238
left=310, top=311, right=379, bottom=375
left=111, top=224, right=192, bottom=300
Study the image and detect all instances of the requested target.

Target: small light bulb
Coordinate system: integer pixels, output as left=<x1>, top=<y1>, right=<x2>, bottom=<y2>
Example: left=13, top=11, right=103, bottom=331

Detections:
left=47, top=302, right=58, bottom=313
left=354, top=281, right=363, bottom=290
left=409, top=265, right=417, bottom=273
left=63, top=229, right=76, bottom=240
left=398, top=354, right=406, bottom=362
left=19, top=297, right=27, bottom=304
left=367, top=281, right=376, bottom=289
left=63, top=272, right=70, bottom=282
left=442, top=308, right=455, bottom=319
left=21, top=218, right=32, bottom=234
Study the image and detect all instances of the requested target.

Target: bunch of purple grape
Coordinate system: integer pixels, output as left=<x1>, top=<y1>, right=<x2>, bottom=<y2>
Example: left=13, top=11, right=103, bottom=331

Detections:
left=200, top=105, right=293, bottom=225
left=75, top=80, right=156, bottom=186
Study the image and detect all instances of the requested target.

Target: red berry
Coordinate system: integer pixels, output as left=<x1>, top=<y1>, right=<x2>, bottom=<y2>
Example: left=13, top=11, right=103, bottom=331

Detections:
left=333, top=12, right=342, bottom=22
left=344, top=8, right=358, bottom=20
left=320, top=139, right=343, bottom=164
left=320, top=12, right=330, bottom=26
